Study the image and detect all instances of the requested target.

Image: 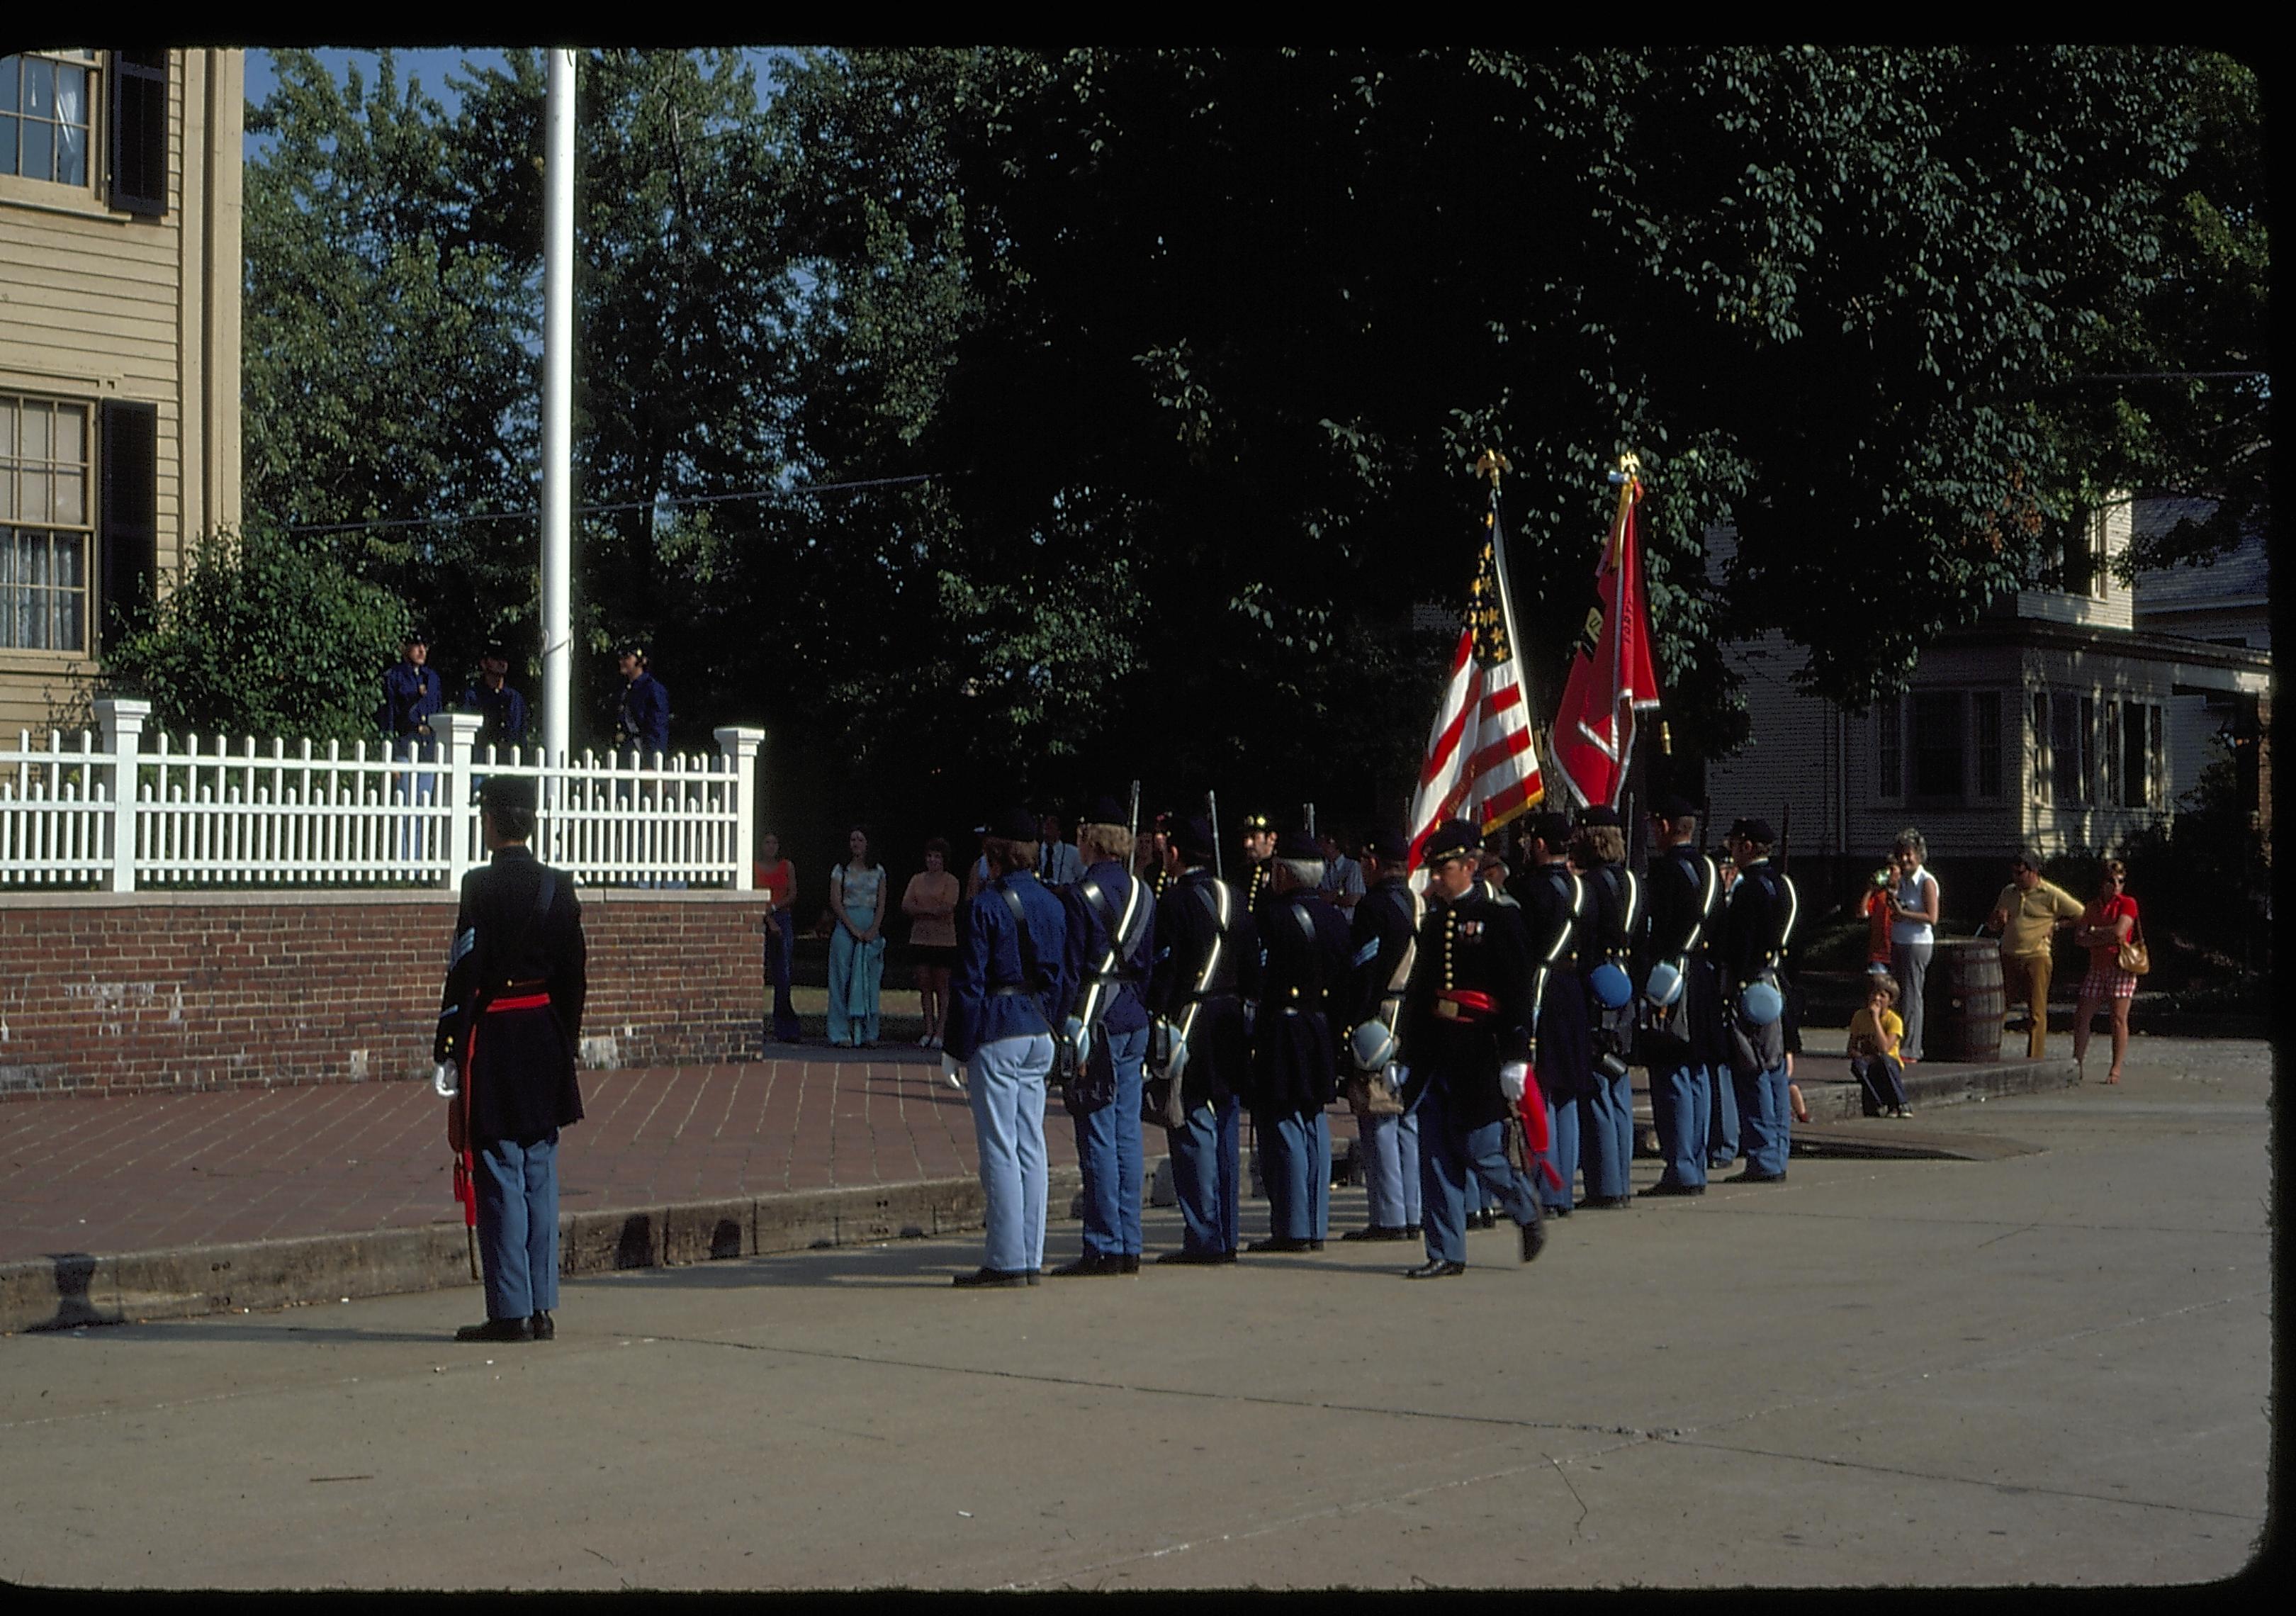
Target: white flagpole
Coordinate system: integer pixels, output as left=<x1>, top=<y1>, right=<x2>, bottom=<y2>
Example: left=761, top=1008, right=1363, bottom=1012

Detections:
left=541, top=50, right=576, bottom=770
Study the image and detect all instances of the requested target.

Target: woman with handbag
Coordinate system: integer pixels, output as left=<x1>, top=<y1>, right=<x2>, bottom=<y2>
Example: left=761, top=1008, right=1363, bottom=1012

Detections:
left=2071, top=858, right=2143, bottom=1084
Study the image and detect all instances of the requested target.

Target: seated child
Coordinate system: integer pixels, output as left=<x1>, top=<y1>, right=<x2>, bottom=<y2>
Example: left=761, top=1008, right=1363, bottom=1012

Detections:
left=1847, top=975, right=1913, bottom=1118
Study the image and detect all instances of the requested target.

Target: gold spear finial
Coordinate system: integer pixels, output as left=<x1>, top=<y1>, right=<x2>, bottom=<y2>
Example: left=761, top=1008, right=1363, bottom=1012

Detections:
left=1475, top=449, right=1512, bottom=488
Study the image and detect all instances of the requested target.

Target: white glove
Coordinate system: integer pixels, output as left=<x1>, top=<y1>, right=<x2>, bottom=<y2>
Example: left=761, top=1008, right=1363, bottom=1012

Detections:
left=1063, top=1016, right=1091, bottom=1070
left=1499, top=1061, right=1529, bottom=1104
left=432, top=1061, right=460, bottom=1098
left=940, top=1053, right=966, bottom=1092
left=1242, top=1003, right=1258, bottom=1035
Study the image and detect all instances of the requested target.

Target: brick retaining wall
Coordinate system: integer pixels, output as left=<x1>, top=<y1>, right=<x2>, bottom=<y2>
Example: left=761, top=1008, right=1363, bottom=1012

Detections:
left=0, top=891, right=769, bottom=1099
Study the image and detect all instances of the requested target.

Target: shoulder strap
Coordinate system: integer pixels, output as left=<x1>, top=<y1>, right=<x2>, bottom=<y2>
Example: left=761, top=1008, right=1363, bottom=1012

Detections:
left=1383, top=889, right=1422, bottom=999
left=997, top=881, right=1049, bottom=994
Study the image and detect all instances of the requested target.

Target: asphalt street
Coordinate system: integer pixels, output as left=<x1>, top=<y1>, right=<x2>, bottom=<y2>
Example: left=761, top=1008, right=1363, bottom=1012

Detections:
left=0, top=1036, right=2270, bottom=1590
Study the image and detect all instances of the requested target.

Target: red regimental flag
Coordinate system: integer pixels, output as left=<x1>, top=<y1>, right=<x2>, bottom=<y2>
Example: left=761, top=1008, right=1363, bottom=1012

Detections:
left=1408, top=510, right=1543, bottom=870
left=1551, top=475, right=1662, bottom=809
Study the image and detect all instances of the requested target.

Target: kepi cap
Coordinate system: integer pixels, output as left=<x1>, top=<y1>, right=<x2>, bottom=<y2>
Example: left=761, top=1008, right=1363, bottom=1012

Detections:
left=1650, top=793, right=1697, bottom=821
left=1420, top=818, right=1482, bottom=865
left=1363, top=828, right=1410, bottom=863
left=1079, top=795, right=1129, bottom=827
left=1728, top=816, right=1775, bottom=845
left=1172, top=814, right=1218, bottom=860
left=988, top=807, right=1040, bottom=842
left=1274, top=829, right=1321, bottom=862
left=1239, top=812, right=1275, bottom=834
left=1577, top=805, right=1621, bottom=829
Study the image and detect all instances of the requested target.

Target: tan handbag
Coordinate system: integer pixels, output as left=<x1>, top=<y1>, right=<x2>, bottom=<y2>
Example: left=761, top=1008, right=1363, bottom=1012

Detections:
left=2117, top=923, right=2150, bottom=977
left=1344, top=1067, right=1407, bottom=1118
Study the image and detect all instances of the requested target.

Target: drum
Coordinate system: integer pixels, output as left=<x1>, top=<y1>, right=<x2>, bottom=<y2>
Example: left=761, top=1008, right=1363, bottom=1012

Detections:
left=1924, top=936, right=2005, bottom=1062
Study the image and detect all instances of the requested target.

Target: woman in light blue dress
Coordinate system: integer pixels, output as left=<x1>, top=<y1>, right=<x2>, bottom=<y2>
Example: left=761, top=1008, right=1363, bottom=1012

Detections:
left=827, top=826, right=887, bottom=1047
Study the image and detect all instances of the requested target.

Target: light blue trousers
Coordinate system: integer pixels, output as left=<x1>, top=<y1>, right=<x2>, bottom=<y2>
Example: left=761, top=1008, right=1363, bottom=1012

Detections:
left=1733, top=1062, right=1793, bottom=1177
left=967, top=1033, right=1054, bottom=1272
left=1168, top=1094, right=1241, bottom=1256
left=1580, top=1066, right=1635, bottom=1199
left=1261, top=1109, right=1332, bottom=1241
left=1358, top=1109, right=1422, bottom=1229
left=1417, top=1074, right=1541, bottom=1266
left=474, top=1131, right=559, bottom=1320
left=1071, top=1025, right=1149, bottom=1257
left=1648, top=1057, right=1711, bottom=1188
left=1538, top=1091, right=1580, bottom=1213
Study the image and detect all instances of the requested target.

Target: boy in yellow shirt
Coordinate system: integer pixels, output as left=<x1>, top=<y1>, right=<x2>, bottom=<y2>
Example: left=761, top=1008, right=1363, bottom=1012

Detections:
left=1848, top=977, right=1913, bottom=1118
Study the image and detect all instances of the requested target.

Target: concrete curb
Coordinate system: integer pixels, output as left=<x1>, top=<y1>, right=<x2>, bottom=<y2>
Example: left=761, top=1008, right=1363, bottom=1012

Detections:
left=1, top=1167, right=1082, bottom=1336
left=2, top=1054, right=2077, bottom=1335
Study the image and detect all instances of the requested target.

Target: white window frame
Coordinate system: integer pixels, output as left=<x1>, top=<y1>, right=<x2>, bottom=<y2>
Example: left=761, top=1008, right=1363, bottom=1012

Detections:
left=0, top=392, right=96, bottom=656
left=0, top=50, right=103, bottom=207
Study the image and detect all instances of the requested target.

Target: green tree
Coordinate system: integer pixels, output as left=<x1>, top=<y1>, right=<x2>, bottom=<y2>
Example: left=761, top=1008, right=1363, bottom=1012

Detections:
left=101, top=526, right=410, bottom=742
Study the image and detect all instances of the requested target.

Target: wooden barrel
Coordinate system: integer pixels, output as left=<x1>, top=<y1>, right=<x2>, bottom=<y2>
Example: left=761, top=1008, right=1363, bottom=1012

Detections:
left=1924, top=936, right=2005, bottom=1062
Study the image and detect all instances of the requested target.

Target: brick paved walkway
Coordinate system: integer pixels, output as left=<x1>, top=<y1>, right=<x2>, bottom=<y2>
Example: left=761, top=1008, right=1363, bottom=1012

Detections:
left=0, top=1047, right=1080, bottom=1267
left=1, top=1036, right=1909, bottom=1269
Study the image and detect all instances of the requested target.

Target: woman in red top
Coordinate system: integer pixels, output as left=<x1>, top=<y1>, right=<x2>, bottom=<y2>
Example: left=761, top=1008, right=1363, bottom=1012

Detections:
left=2071, top=858, right=2139, bottom=1084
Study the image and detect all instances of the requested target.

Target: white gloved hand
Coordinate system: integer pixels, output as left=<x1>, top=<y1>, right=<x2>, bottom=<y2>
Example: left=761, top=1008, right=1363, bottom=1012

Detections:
left=1063, top=1016, right=1091, bottom=1070
left=1499, top=1061, right=1529, bottom=1104
left=432, top=1061, right=460, bottom=1098
left=940, top=1052, right=966, bottom=1092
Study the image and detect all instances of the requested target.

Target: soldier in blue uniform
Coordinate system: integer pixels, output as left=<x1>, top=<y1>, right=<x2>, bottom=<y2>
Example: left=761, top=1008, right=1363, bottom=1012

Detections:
left=1147, top=815, right=1260, bottom=1264
left=1509, top=812, right=1589, bottom=1217
left=1572, top=805, right=1641, bottom=1208
left=1051, top=796, right=1156, bottom=1276
left=461, top=644, right=529, bottom=756
left=1706, top=841, right=1743, bottom=1169
left=378, top=627, right=445, bottom=752
left=614, top=645, right=671, bottom=761
left=1339, top=829, right=1423, bottom=1242
left=1714, top=817, right=1800, bottom=1182
left=1636, top=796, right=1721, bottom=1196
left=434, top=775, right=587, bottom=1342
left=944, top=807, right=1073, bottom=1286
left=1395, top=819, right=1547, bottom=1278
left=1245, top=829, right=1353, bottom=1252
left=1239, top=812, right=1278, bottom=920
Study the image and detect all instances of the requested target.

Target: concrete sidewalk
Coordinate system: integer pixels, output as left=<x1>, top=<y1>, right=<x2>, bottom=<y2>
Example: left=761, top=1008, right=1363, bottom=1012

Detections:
left=0, top=1036, right=2266, bottom=1590
left=2, top=1040, right=2078, bottom=1333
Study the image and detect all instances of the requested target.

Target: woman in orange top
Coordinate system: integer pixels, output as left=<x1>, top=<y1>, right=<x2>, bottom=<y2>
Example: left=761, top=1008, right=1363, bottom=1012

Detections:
left=2071, top=858, right=2140, bottom=1084
left=901, top=838, right=961, bottom=1050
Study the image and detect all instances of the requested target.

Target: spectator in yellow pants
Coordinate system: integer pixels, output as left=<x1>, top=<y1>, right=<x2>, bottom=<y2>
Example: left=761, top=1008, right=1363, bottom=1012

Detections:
left=1986, top=852, right=2083, bottom=1060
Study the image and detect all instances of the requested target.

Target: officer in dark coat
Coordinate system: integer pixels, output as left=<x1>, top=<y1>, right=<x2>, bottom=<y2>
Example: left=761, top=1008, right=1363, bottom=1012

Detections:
left=1147, top=814, right=1261, bottom=1264
left=461, top=644, right=529, bottom=756
left=1572, top=805, right=1641, bottom=1208
left=1246, top=829, right=1353, bottom=1252
left=1509, top=812, right=1589, bottom=1216
left=378, top=627, right=445, bottom=753
left=1714, top=817, right=1800, bottom=1182
left=614, top=645, right=670, bottom=760
left=434, top=775, right=587, bottom=1344
left=1239, top=812, right=1278, bottom=921
left=1396, top=819, right=1547, bottom=1278
left=1636, top=795, right=1721, bottom=1195
left=1339, top=829, right=1423, bottom=1242
left=1051, top=795, right=1157, bottom=1276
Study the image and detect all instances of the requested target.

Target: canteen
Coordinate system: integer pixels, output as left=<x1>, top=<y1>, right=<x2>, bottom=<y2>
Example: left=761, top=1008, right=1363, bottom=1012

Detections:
left=1643, top=960, right=1684, bottom=1009
left=1738, top=980, right=1784, bottom=1027
left=1349, top=1019, right=1397, bottom=1072
left=1588, top=960, right=1634, bottom=1010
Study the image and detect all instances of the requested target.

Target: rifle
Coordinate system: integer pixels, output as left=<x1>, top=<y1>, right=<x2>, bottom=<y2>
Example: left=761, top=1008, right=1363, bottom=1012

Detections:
left=1207, top=789, right=1224, bottom=882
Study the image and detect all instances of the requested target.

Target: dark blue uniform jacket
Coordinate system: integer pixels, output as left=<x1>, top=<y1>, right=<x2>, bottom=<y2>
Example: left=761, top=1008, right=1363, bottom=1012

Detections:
left=946, top=870, right=1072, bottom=1062
left=1400, top=887, right=1536, bottom=1130
left=1251, top=890, right=1353, bottom=1115
left=461, top=681, right=529, bottom=753
left=434, top=846, right=587, bottom=1144
left=378, top=661, right=444, bottom=744
left=1346, top=877, right=1420, bottom=1034
left=1511, top=860, right=1593, bottom=1101
left=617, top=672, right=670, bottom=757
left=1060, top=859, right=1153, bottom=1036
left=1147, top=868, right=1260, bottom=1109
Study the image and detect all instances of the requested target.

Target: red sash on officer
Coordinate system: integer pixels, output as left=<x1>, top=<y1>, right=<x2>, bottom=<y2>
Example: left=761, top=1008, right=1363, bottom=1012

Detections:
left=453, top=988, right=553, bottom=1225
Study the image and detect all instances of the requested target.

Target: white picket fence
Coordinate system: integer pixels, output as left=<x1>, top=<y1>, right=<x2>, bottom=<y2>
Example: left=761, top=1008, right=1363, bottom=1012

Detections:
left=0, top=700, right=763, bottom=892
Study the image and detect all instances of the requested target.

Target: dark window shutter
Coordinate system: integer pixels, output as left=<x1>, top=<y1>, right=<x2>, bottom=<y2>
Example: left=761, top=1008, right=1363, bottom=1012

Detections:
left=107, top=51, right=168, bottom=217
left=99, top=400, right=158, bottom=650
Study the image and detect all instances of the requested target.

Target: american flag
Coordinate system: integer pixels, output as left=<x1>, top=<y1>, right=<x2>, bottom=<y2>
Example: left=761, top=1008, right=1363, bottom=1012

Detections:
left=1407, top=507, right=1543, bottom=870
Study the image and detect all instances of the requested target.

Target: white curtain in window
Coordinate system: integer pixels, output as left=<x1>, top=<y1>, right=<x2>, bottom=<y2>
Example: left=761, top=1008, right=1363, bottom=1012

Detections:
left=53, top=62, right=86, bottom=186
